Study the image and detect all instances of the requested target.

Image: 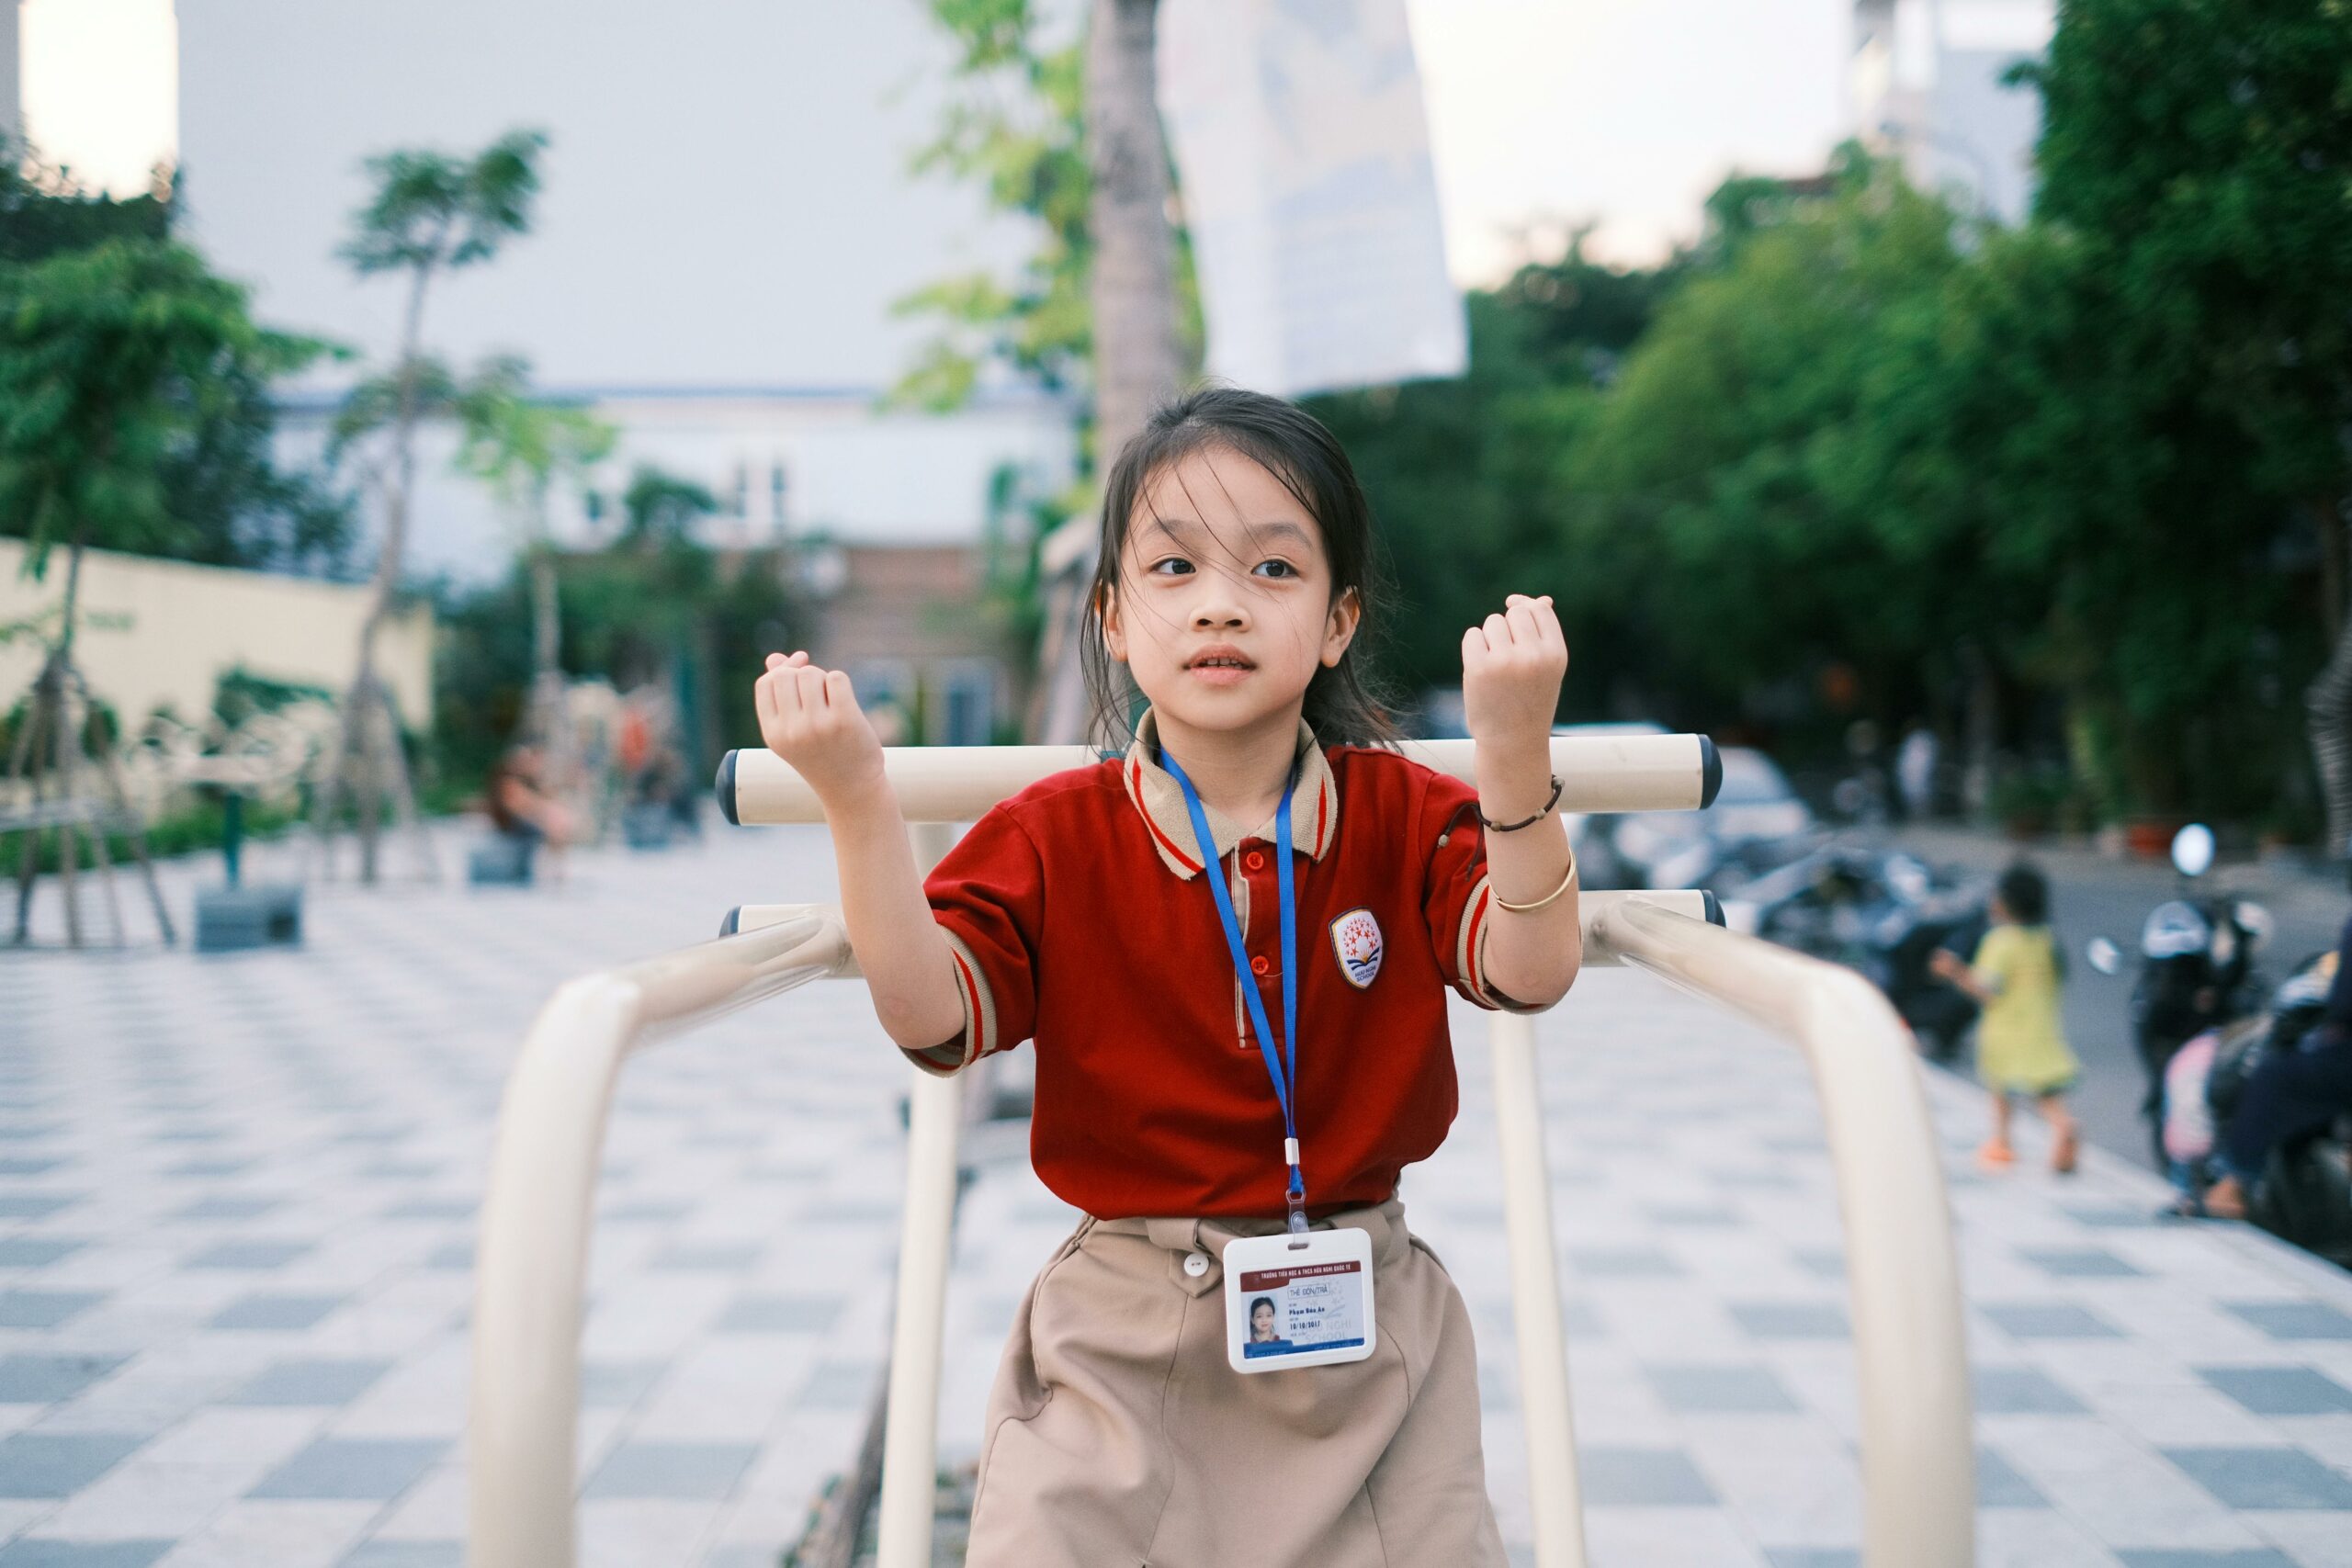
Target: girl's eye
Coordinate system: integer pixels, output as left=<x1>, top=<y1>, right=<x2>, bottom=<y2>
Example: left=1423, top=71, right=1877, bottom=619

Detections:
left=1148, top=557, right=1194, bottom=576
left=1253, top=558, right=1299, bottom=579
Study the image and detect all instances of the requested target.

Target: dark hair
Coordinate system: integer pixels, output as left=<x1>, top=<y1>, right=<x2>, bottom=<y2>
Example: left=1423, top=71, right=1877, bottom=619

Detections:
left=1080, top=386, right=1401, bottom=750
left=1997, top=861, right=2050, bottom=925
left=1250, top=1296, right=1277, bottom=1317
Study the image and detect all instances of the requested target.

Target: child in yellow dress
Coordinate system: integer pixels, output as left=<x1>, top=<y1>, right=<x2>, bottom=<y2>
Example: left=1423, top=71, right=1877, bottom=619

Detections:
left=1930, top=861, right=2082, bottom=1174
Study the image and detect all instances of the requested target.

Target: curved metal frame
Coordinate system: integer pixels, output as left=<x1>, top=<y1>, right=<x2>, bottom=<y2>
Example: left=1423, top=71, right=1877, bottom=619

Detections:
left=467, top=740, right=1972, bottom=1568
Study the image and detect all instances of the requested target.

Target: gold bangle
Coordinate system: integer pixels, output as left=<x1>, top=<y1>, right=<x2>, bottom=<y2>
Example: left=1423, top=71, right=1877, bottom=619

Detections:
left=1492, top=847, right=1578, bottom=913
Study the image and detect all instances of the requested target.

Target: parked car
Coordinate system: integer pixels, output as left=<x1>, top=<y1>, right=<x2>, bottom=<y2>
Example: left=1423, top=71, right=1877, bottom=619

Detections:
left=1606, top=746, right=1815, bottom=891
left=1550, top=721, right=1669, bottom=889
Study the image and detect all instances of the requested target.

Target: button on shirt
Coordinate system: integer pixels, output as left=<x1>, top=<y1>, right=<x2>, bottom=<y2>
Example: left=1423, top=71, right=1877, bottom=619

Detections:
left=916, top=708, right=1538, bottom=1220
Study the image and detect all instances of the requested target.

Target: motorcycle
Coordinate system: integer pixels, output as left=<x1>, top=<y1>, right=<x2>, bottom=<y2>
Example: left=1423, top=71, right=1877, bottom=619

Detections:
left=1747, top=844, right=1989, bottom=1062
left=2160, top=952, right=2352, bottom=1267
left=2086, top=823, right=2273, bottom=1167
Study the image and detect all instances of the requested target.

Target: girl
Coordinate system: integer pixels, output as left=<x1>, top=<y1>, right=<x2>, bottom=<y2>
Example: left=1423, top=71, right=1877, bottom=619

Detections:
left=1930, top=860, right=2081, bottom=1174
left=753, top=387, right=1579, bottom=1567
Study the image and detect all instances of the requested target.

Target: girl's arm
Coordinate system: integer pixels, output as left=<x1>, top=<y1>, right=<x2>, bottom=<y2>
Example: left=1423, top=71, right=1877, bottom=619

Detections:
left=1930, top=943, right=1999, bottom=1003
left=754, top=652, right=967, bottom=1053
left=1463, top=594, right=1581, bottom=1005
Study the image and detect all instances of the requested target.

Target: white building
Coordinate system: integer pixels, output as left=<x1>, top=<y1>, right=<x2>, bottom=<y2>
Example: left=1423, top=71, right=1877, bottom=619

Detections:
left=171, top=0, right=1079, bottom=583
left=1, top=2, right=18, bottom=137
left=1850, top=0, right=2052, bottom=223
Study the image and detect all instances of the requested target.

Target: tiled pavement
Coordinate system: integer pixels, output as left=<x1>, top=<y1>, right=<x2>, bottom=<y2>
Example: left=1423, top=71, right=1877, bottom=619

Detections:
left=1, top=823, right=2349, bottom=1566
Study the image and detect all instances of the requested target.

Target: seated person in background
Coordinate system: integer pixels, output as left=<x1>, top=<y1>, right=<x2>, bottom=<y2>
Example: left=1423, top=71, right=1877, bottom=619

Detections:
left=484, top=745, right=577, bottom=878
left=2199, top=916, right=2352, bottom=1221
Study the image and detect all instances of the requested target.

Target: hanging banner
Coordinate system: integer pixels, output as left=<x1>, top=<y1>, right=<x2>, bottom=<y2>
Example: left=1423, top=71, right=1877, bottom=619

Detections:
left=1158, top=0, right=1465, bottom=398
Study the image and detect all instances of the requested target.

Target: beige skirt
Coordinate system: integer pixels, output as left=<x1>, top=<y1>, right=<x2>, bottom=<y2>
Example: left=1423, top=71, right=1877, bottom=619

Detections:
left=966, top=1198, right=1506, bottom=1568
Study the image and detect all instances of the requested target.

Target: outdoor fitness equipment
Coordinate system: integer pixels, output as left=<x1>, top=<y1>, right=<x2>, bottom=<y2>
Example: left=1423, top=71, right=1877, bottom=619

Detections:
left=469, top=731, right=1977, bottom=1568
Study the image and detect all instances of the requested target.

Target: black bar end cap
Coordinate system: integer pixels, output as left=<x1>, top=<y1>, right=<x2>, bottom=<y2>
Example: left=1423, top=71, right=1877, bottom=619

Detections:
left=1702, top=889, right=1726, bottom=928
left=716, top=750, right=741, bottom=826
left=1698, top=735, right=1723, bottom=809
left=718, top=905, right=742, bottom=938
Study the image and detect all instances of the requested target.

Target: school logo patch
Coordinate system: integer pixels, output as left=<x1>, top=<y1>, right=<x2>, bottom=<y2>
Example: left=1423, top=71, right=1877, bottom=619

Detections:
left=1329, top=908, right=1383, bottom=989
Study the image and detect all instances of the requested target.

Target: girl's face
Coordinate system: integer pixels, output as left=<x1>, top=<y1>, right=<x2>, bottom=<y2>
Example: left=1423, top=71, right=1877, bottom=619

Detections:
left=1251, top=1302, right=1276, bottom=1339
left=1100, top=446, right=1360, bottom=742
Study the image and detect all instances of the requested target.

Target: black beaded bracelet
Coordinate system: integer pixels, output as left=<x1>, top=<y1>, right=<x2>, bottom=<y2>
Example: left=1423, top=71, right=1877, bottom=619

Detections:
left=1478, top=773, right=1563, bottom=833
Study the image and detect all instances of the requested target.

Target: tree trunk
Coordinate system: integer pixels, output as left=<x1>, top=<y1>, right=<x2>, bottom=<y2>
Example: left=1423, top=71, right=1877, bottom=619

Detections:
left=1034, top=0, right=1182, bottom=745
left=530, top=542, right=560, bottom=694
left=2307, top=492, right=2352, bottom=859
left=1959, top=637, right=1998, bottom=822
left=1084, top=0, right=1182, bottom=474
left=340, top=255, right=437, bottom=885
left=55, top=519, right=87, bottom=667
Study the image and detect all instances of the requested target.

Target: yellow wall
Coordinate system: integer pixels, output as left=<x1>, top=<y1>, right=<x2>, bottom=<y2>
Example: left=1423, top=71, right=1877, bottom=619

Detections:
left=0, top=542, right=434, bottom=728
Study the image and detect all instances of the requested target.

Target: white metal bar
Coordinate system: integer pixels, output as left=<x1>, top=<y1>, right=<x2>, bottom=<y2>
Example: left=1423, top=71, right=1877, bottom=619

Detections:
left=467, top=912, right=852, bottom=1568
left=875, top=821, right=964, bottom=1568
left=1490, top=1009, right=1589, bottom=1568
left=726, top=887, right=1713, bottom=976
left=1587, top=900, right=1973, bottom=1568
left=719, top=732, right=1719, bottom=827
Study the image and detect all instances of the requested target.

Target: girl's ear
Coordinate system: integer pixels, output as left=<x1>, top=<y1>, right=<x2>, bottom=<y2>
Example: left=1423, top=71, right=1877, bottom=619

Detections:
left=1098, top=581, right=1129, bottom=664
left=1320, top=586, right=1363, bottom=669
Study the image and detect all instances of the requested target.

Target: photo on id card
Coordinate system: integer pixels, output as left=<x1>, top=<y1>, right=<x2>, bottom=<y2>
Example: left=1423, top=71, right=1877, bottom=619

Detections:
left=1222, top=1226, right=1377, bottom=1373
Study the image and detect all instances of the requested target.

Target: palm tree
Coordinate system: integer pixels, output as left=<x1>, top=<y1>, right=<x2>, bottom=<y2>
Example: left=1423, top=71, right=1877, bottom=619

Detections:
left=1035, top=0, right=1182, bottom=742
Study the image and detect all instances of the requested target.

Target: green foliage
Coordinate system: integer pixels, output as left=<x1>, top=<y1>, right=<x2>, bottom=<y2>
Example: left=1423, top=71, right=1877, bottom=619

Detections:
left=893, top=3, right=1093, bottom=410
left=893, top=2, right=1202, bottom=424
left=0, top=240, right=333, bottom=586
left=1557, top=153, right=1974, bottom=710
left=1304, top=236, right=1682, bottom=705
left=0, top=141, right=351, bottom=580
left=429, top=468, right=797, bottom=787
left=621, top=466, right=719, bottom=543
left=339, top=130, right=549, bottom=279
left=449, top=356, right=617, bottom=535
left=211, top=666, right=334, bottom=728
left=0, top=136, right=170, bottom=265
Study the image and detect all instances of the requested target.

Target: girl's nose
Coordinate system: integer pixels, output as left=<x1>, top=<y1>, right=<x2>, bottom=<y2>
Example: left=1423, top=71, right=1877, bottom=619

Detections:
left=1191, top=586, right=1249, bottom=629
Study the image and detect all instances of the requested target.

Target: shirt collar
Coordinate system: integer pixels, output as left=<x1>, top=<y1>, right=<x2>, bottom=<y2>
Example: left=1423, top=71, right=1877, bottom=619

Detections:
left=1122, top=707, right=1340, bottom=880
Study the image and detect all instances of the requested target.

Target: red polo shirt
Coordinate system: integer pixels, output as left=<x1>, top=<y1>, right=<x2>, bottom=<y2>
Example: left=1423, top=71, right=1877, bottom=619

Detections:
left=917, top=710, right=1536, bottom=1220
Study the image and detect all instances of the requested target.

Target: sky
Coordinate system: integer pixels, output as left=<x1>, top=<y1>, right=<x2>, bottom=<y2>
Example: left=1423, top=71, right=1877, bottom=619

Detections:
left=18, top=0, right=1854, bottom=283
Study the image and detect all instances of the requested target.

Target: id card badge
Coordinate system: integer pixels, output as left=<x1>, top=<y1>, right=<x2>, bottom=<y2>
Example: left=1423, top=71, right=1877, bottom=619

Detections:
left=1222, top=1225, right=1377, bottom=1374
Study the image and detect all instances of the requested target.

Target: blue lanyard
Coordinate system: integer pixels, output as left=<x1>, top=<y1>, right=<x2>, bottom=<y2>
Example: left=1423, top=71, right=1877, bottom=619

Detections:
left=1162, top=748, right=1308, bottom=1233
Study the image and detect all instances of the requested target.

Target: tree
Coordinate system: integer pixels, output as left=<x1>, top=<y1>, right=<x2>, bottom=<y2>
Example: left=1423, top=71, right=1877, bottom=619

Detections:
left=0, top=240, right=327, bottom=654
left=450, top=356, right=617, bottom=727
left=892, top=2, right=1093, bottom=412
left=1905, top=0, right=2351, bottom=825
left=1306, top=235, right=1682, bottom=708
left=1081, top=0, right=1182, bottom=475
left=0, top=239, right=327, bottom=942
left=2016, top=0, right=2351, bottom=847
left=323, top=128, right=548, bottom=882
left=0, top=135, right=169, bottom=264
left=0, top=137, right=352, bottom=576
left=1555, top=154, right=1974, bottom=728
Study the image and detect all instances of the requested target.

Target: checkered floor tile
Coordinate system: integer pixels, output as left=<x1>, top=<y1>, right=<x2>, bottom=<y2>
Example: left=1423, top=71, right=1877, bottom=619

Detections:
left=1, top=821, right=2348, bottom=1565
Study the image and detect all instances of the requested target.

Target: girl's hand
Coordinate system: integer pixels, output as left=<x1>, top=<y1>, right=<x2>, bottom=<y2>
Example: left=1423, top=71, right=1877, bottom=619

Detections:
left=753, top=651, right=886, bottom=808
left=1461, top=593, right=1568, bottom=756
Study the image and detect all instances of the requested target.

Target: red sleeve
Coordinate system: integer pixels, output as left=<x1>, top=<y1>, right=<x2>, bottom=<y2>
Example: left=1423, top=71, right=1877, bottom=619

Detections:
left=911, top=804, right=1045, bottom=1076
left=1418, top=768, right=1543, bottom=1013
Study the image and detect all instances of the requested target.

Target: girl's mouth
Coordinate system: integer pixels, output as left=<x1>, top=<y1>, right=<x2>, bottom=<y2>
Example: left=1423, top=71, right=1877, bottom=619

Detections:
left=1186, top=654, right=1255, bottom=687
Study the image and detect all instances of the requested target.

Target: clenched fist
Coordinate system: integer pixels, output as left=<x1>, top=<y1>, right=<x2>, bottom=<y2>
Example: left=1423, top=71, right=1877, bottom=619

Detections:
left=1461, top=593, right=1568, bottom=754
left=754, top=651, right=886, bottom=807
